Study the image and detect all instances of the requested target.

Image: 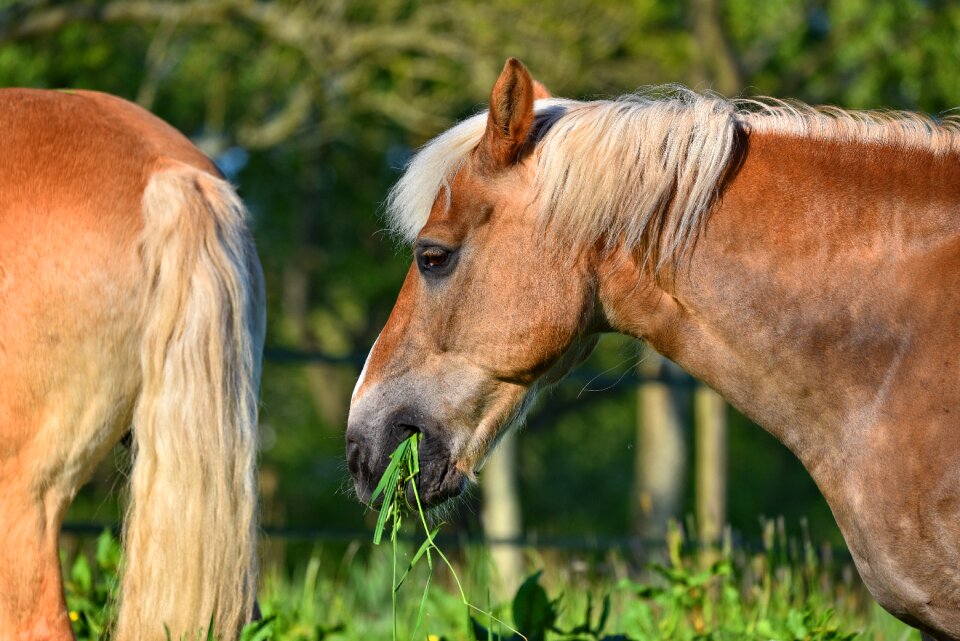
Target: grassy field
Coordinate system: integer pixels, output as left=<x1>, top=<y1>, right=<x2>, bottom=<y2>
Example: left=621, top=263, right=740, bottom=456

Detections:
left=63, top=437, right=916, bottom=640
left=64, top=520, right=917, bottom=641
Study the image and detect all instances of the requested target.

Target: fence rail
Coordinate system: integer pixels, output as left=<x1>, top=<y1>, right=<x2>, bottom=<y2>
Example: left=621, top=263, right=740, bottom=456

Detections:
left=59, top=521, right=852, bottom=559
left=264, top=345, right=702, bottom=390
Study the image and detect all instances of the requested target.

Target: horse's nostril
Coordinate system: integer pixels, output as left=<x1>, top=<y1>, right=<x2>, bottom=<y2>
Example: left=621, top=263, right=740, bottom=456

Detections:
left=395, top=423, right=421, bottom=438
left=345, top=435, right=364, bottom=477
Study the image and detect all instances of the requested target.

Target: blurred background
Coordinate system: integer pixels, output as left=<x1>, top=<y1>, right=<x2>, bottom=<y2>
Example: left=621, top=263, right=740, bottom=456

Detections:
left=4, top=0, right=958, bottom=634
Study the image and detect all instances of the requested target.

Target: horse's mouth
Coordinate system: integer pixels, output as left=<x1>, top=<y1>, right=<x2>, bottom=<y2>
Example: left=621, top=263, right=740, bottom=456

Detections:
left=356, top=455, right=467, bottom=511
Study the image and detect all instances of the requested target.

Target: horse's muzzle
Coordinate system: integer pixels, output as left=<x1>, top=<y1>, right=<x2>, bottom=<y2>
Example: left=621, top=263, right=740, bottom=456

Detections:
left=345, top=408, right=467, bottom=510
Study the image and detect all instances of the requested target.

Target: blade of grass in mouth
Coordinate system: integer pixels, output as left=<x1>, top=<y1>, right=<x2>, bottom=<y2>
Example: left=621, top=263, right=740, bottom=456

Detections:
left=369, top=434, right=527, bottom=641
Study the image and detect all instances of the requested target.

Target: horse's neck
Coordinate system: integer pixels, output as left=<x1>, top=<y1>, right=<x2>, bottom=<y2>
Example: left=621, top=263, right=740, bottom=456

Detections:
left=596, top=128, right=960, bottom=631
left=607, top=131, right=960, bottom=471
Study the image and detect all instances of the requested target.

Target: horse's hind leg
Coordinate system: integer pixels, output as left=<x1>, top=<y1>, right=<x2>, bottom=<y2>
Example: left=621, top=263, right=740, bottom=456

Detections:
left=0, top=397, right=79, bottom=640
left=0, top=300, right=139, bottom=639
left=0, top=389, right=134, bottom=640
left=0, top=474, right=73, bottom=640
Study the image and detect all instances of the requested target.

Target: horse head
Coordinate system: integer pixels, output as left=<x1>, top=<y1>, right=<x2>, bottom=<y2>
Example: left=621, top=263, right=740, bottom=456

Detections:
left=345, top=60, right=612, bottom=507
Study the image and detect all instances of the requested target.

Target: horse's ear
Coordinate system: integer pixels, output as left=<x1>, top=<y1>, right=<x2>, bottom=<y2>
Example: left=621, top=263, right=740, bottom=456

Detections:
left=533, top=80, right=551, bottom=100
left=480, top=58, right=537, bottom=169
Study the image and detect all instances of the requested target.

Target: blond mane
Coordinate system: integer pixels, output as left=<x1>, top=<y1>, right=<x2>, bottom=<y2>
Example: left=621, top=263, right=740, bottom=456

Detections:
left=386, top=87, right=960, bottom=269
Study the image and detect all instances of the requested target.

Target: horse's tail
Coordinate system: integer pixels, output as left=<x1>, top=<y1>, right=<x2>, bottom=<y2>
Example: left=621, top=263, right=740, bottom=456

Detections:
left=116, top=162, right=265, bottom=641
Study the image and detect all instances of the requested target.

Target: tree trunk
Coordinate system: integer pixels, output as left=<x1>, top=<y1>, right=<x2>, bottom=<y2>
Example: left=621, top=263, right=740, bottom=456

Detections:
left=690, top=0, right=743, bottom=96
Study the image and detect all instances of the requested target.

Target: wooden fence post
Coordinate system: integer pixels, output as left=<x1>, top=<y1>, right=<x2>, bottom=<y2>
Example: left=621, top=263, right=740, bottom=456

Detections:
left=695, top=385, right=727, bottom=545
left=481, top=430, right=524, bottom=598
left=633, top=353, right=687, bottom=541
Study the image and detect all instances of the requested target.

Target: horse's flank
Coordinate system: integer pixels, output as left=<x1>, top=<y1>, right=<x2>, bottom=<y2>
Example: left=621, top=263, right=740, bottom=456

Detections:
left=386, top=88, right=960, bottom=269
left=0, top=89, right=263, bottom=640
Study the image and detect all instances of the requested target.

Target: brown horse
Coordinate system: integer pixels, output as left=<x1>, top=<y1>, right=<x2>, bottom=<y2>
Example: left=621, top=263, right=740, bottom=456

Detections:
left=0, top=90, right=264, bottom=640
left=346, top=59, right=960, bottom=639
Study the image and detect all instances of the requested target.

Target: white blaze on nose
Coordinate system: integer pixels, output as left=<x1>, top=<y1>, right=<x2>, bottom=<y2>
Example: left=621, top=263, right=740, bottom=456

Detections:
left=352, top=333, right=381, bottom=402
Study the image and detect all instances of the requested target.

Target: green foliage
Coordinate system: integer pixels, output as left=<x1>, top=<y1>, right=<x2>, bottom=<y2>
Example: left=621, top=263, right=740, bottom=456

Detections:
left=64, top=530, right=120, bottom=639
left=619, top=558, right=857, bottom=640
left=613, top=521, right=870, bottom=641
left=471, top=571, right=617, bottom=641
left=724, top=0, right=960, bottom=111
left=65, top=521, right=915, bottom=641
left=510, top=572, right=558, bottom=640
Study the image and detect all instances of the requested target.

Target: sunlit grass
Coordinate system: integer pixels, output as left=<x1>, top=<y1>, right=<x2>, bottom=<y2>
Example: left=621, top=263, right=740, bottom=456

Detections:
left=63, top=490, right=918, bottom=640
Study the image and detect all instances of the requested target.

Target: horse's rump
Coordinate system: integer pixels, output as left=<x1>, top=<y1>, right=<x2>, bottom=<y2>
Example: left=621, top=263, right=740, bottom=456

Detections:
left=0, top=89, right=264, bottom=641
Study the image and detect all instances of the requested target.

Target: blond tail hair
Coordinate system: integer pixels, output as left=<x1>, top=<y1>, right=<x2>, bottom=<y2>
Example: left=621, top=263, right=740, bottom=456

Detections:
left=116, top=162, right=265, bottom=641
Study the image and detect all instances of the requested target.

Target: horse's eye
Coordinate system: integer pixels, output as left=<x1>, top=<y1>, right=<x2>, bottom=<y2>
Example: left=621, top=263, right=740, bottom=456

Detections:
left=415, top=244, right=457, bottom=277
left=422, top=248, right=449, bottom=269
